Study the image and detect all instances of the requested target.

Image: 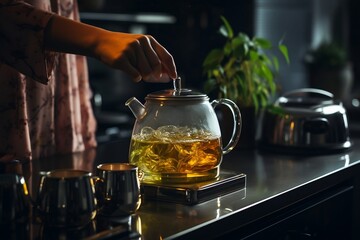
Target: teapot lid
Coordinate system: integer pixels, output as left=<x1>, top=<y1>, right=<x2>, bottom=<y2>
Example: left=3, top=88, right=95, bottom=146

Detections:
left=146, top=77, right=208, bottom=101
left=146, top=89, right=208, bottom=100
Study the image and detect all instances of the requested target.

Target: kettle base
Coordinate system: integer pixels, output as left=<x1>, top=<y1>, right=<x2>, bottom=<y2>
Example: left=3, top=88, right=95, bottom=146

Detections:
left=141, top=167, right=220, bottom=184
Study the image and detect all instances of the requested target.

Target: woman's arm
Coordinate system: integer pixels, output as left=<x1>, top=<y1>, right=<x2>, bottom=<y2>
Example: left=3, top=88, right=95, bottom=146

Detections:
left=44, top=14, right=177, bottom=82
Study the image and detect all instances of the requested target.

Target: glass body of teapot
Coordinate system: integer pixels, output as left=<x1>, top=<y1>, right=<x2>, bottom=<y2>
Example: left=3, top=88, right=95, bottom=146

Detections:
left=126, top=82, right=241, bottom=184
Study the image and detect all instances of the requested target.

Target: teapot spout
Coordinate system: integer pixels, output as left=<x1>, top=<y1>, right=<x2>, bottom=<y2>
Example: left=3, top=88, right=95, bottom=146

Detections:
left=125, top=97, right=146, bottom=120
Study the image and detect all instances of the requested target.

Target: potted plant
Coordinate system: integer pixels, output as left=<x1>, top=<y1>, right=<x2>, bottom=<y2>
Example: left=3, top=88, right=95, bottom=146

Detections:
left=303, top=42, right=353, bottom=101
left=202, top=16, right=289, bottom=148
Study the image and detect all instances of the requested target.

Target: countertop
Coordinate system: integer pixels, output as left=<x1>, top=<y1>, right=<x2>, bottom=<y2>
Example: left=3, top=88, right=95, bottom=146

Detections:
left=22, top=137, right=360, bottom=239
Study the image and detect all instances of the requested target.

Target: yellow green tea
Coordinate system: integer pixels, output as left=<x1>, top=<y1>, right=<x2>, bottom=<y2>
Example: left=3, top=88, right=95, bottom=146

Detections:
left=129, top=126, right=222, bottom=183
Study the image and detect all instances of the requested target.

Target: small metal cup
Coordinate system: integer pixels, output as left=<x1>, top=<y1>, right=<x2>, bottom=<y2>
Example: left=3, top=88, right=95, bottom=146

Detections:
left=0, top=174, right=30, bottom=224
left=36, top=169, right=97, bottom=228
left=96, top=163, right=141, bottom=217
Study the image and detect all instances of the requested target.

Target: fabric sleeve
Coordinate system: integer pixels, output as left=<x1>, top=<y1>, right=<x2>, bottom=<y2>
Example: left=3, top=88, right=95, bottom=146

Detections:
left=0, top=0, right=55, bottom=84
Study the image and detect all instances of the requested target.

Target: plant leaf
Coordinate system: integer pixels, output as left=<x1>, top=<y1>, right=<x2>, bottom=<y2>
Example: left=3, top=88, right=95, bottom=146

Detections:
left=204, top=78, right=217, bottom=93
left=232, top=37, right=244, bottom=57
left=238, top=33, right=251, bottom=45
left=202, top=16, right=290, bottom=110
left=203, top=49, right=223, bottom=70
left=259, top=92, right=268, bottom=109
left=219, top=85, right=227, bottom=98
left=267, top=105, right=286, bottom=117
left=254, top=38, right=272, bottom=49
left=279, top=44, right=290, bottom=64
left=260, top=54, right=272, bottom=66
left=249, top=50, right=259, bottom=61
left=220, top=16, right=233, bottom=39
left=224, top=41, right=232, bottom=56
left=224, top=57, right=237, bottom=78
left=272, top=56, right=279, bottom=72
left=259, top=64, right=273, bottom=83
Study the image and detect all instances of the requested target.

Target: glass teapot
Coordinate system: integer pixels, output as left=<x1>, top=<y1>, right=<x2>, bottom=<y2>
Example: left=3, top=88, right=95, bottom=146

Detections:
left=125, top=78, right=242, bottom=184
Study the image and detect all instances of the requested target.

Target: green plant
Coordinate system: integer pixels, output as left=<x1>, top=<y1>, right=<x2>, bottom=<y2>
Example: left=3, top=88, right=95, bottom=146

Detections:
left=303, top=42, right=347, bottom=70
left=203, top=16, right=289, bottom=112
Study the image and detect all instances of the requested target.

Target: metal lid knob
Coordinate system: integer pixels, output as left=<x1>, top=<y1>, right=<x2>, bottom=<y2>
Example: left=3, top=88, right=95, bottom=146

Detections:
left=146, top=77, right=208, bottom=101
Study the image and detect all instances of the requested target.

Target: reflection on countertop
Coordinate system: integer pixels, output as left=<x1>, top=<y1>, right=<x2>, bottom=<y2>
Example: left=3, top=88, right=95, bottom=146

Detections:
left=17, top=136, right=360, bottom=239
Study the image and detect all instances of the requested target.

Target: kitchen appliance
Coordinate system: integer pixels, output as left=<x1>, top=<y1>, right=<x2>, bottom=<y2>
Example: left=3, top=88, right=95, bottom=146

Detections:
left=141, top=171, right=246, bottom=205
left=125, top=78, right=242, bottom=184
left=259, top=88, right=352, bottom=154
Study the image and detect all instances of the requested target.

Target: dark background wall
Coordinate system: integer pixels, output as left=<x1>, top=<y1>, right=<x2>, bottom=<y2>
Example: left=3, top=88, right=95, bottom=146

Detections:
left=78, top=0, right=360, bottom=141
left=79, top=0, right=254, bottom=103
left=80, top=0, right=359, bottom=103
left=349, top=0, right=360, bottom=91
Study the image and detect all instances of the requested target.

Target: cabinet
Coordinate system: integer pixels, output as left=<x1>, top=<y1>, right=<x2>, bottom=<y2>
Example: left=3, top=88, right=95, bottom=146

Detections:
left=219, top=182, right=354, bottom=239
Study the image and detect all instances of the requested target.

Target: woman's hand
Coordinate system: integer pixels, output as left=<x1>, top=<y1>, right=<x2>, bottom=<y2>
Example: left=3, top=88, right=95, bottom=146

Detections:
left=93, top=32, right=177, bottom=82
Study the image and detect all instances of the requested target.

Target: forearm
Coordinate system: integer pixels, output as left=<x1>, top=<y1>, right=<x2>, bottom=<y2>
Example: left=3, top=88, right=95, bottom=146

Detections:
left=43, top=14, right=106, bottom=58
left=1, top=0, right=176, bottom=82
left=43, top=12, right=177, bottom=81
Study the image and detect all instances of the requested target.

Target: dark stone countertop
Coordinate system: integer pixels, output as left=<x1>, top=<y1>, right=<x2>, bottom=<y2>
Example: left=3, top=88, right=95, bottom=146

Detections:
left=19, top=137, right=360, bottom=239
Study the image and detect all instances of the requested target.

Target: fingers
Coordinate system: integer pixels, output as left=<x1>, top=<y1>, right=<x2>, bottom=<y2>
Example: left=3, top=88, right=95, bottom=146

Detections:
left=148, top=36, right=177, bottom=79
left=132, top=35, right=175, bottom=82
left=118, top=35, right=177, bottom=83
left=138, top=73, right=171, bottom=83
left=121, top=59, right=142, bottom=82
left=138, top=36, right=163, bottom=80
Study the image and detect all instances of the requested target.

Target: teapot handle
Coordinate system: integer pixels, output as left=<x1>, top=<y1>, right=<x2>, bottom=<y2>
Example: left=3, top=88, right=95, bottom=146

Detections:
left=211, top=99, right=242, bottom=154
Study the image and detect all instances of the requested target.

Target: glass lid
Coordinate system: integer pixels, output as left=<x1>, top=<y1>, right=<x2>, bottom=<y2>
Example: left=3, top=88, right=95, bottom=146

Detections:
left=145, top=77, right=208, bottom=100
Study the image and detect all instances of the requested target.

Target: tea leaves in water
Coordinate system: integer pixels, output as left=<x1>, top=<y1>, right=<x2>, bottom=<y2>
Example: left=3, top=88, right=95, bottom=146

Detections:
left=129, top=125, right=222, bottom=183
